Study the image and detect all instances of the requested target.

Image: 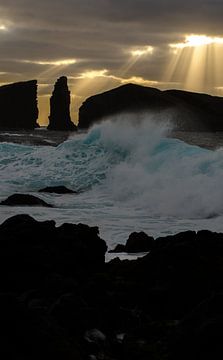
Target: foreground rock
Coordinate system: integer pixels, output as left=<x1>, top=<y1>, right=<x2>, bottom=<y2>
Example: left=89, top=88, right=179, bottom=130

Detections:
left=1, top=216, right=223, bottom=359
left=48, top=76, right=77, bottom=131
left=38, top=185, right=77, bottom=194
left=78, top=83, right=223, bottom=131
left=0, top=194, right=53, bottom=207
left=0, top=80, right=39, bottom=129
left=110, top=231, right=155, bottom=253
left=0, top=214, right=107, bottom=359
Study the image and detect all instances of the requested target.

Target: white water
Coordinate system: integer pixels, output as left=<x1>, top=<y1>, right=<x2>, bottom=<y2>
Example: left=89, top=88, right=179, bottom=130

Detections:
left=1, top=114, right=223, bottom=248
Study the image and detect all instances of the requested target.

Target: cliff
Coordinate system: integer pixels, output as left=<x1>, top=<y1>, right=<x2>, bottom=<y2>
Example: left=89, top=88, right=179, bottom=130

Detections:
left=48, top=76, right=77, bottom=131
left=0, top=80, right=39, bottom=129
left=78, top=83, right=223, bottom=131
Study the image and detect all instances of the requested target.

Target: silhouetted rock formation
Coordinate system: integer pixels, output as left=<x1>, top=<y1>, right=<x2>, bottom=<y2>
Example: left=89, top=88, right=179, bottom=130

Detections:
left=78, top=83, right=223, bottom=131
left=0, top=194, right=53, bottom=207
left=39, top=186, right=77, bottom=194
left=48, top=76, right=77, bottom=131
left=0, top=80, right=39, bottom=129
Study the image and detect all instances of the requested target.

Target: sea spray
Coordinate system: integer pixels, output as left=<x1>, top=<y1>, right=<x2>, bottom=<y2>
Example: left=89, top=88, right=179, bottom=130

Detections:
left=0, top=113, right=223, bottom=222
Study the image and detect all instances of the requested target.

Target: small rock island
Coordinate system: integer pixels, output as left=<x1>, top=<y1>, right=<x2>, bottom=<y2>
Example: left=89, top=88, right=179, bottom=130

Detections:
left=0, top=80, right=39, bottom=130
left=1, top=78, right=223, bottom=132
left=78, top=83, right=223, bottom=131
left=48, top=76, right=77, bottom=131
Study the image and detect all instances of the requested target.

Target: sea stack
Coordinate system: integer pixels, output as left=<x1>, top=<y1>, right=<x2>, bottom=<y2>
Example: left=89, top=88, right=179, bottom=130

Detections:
left=0, top=80, right=39, bottom=129
left=48, top=76, right=77, bottom=131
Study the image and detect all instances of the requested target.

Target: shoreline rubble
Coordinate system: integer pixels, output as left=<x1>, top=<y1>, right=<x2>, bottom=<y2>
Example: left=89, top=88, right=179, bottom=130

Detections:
left=0, top=214, right=222, bottom=359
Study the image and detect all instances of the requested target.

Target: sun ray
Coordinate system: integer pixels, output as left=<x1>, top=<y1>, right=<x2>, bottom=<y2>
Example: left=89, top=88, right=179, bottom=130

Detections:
left=184, top=46, right=208, bottom=92
left=164, top=47, right=193, bottom=84
left=164, top=34, right=223, bottom=93
left=116, top=46, right=154, bottom=79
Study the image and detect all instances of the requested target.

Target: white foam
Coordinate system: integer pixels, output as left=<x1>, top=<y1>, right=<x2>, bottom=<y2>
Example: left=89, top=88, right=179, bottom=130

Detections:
left=1, top=113, right=223, bottom=247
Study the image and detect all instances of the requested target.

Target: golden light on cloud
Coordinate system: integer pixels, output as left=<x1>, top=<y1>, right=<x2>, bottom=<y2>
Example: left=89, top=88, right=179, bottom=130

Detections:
left=131, top=46, right=154, bottom=57
left=120, top=76, right=158, bottom=86
left=38, top=59, right=77, bottom=66
left=0, top=25, right=7, bottom=31
left=74, top=69, right=158, bottom=86
left=78, top=69, right=108, bottom=79
left=21, top=59, right=78, bottom=86
left=22, top=59, right=77, bottom=66
left=170, top=35, right=223, bottom=49
left=165, top=34, right=223, bottom=93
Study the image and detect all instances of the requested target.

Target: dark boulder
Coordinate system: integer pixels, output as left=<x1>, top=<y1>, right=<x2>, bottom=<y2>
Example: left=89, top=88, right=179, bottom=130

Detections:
left=78, top=83, right=223, bottom=131
left=48, top=76, right=77, bottom=131
left=126, top=231, right=155, bottom=252
left=2, top=214, right=223, bottom=359
left=173, top=293, right=223, bottom=360
left=38, top=186, right=77, bottom=194
left=0, top=293, right=81, bottom=359
left=0, top=80, right=39, bottom=129
left=109, top=243, right=126, bottom=253
left=0, top=214, right=107, bottom=292
left=0, top=194, right=53, bottom=207
left=109, top=231, right=154, bottom=253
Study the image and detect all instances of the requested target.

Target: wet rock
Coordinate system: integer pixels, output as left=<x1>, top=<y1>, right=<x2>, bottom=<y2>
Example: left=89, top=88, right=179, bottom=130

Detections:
left=49, top=293, right=89, bottom=334
left=38, top=185, right=77, bottom=194
left=84, top=329, right=107, bottom=359
left=84, top=328, right=106, bottom=343
left=0, top=80, right=39, bottom=129
left=48, top=76, right=77, bottom=131
left=126, top=232, right=154, bottom=252
left=0, top=194, right=53, bottom=207
left=173, top=293, right=223, bottom=360
left=0, top=214, right=107, bottom=292
left=109, top=244, right=126, bottom=253
left=1, top=214, right=223, bottom=359
left=0, top=293, right=81, bottom=359
left=109, top=231, right=154, bottom=253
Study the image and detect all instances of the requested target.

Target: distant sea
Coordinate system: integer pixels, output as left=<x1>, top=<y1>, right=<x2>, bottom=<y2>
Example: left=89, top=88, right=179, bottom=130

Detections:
left=1, top=114, right=223, bottom=254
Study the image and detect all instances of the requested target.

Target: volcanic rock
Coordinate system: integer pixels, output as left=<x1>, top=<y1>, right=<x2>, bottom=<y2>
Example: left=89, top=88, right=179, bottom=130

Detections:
left=78, top=83, right=223, bottom=131
left=0, top=214, right=107, bottom=359
left=38, top=186, right=77, bottom=194
left=1, top=214, right=223, bottom=359
left=109, top=244, right=126, bottom=253
left=0, top=80, right=39, bottom=129
left=0, top=194, right=53, bottom=207
left=109, top=231, right=154, bottom=253
left=126, top=231, right=155, bottom=252
left=48, top=76, right=77, bottom=131
left=0, top=214, right=107, bottom=289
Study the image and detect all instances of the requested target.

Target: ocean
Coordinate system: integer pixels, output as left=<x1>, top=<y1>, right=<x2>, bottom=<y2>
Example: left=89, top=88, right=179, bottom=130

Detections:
left=1, top=113, right=223, bottom=252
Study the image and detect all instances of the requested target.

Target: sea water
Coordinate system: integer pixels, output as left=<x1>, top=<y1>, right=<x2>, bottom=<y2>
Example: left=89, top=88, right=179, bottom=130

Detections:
left=1, top=113, right=223, bottom=249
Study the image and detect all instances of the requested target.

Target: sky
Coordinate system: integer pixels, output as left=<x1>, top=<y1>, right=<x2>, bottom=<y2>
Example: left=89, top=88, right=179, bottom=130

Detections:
left=1, top=0, right=223, bottom=125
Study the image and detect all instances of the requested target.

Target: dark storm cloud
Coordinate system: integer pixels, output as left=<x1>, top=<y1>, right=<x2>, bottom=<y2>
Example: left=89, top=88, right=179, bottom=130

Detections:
left=2, top=0, right=223, bottom=31
left=0, top=0, right=222, bottom=76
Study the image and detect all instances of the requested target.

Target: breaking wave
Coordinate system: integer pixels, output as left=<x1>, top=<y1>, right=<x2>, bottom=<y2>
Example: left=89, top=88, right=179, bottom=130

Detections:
left=1, top=114, right=223, bottom=219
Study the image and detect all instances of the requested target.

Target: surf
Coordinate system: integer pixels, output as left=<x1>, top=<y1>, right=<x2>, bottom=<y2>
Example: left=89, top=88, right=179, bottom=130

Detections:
left=0, top=113, right=223, bottom=220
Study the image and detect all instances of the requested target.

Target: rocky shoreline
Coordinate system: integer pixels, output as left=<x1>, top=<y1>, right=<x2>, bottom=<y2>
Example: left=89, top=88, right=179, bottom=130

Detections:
left=1, top=214, right=223, bottom=359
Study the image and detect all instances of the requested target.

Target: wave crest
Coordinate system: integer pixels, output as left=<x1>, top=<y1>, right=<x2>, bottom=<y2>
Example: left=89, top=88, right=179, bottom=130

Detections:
left=0, top=113, right=223, bottom=218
